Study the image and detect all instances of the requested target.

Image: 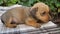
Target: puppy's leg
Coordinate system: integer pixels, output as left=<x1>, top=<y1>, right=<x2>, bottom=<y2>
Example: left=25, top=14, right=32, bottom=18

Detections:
left=5, top=17, right=17, bottom=28
left=25, top=17, right=41, bottom=28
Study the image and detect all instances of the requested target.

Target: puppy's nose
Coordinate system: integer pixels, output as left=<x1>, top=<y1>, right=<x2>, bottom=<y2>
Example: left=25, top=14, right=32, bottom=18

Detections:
left=49, top=15, right=52, bottom=21
left=49, top=19, right=51, bottom=21
left=49, top=18, right=52, bottom=21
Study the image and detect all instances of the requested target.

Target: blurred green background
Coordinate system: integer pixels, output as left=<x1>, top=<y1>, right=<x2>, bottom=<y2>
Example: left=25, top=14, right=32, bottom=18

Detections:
left=0, top=0, right=60, bottom=13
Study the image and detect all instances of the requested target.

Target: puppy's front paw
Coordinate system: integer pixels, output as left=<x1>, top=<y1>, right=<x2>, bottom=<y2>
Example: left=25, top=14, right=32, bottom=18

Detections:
left=33, top=23, right=41, bottom=28
left=25, top=17, right=41, bottom=28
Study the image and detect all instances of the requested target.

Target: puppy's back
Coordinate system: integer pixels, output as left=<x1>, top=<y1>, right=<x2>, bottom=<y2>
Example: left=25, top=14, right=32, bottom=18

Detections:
left=1, top=6, right=30, bottom=24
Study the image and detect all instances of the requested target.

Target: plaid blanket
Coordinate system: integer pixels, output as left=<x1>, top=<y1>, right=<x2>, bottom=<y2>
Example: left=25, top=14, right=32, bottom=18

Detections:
left=0, top=5, right=60, bottom=34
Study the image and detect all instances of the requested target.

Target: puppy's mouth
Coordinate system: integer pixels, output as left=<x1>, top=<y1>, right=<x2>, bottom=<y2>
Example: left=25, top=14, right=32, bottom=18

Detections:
left=37, top=19, right=50, bottom=24
left=37, top=19, right=45, bottom=24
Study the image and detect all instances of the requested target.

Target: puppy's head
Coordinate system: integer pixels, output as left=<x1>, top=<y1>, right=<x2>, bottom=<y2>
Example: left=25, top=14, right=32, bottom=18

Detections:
left=30, top=2, right=51, bottom=23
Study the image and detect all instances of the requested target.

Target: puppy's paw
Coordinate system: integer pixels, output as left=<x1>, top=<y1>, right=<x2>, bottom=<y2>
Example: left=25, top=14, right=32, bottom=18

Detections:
left=25, top=17, right=41, bottom=28
left=33, top=23, right=41, bottom=28
left=5, top=23, right=17, bottom=28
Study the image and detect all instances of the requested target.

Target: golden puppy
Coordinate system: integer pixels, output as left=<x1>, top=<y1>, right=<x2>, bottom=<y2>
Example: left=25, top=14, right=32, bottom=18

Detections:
left=1, top=2, right=51, bottom=28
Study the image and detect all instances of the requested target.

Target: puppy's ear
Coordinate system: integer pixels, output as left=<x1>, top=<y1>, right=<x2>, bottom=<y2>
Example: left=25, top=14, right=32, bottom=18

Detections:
left=30, top=7, right=38, bottom=15
left=30, top=7, right=38, bottom=20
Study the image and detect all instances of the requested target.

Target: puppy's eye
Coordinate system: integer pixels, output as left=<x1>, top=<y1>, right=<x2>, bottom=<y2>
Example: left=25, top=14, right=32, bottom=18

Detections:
left=42, top=12, right=46, bottom=15
left=41, top=12, right=46, bottom=16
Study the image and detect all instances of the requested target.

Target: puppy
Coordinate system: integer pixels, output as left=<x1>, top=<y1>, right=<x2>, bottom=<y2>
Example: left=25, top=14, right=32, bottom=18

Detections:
left=1, top=2, right=51, bottom=28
